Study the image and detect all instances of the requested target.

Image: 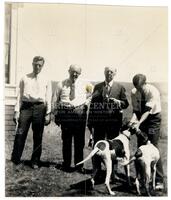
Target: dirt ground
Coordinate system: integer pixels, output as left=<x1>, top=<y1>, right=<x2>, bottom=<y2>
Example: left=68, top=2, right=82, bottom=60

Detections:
left=5, top=122, right=167, bottom=197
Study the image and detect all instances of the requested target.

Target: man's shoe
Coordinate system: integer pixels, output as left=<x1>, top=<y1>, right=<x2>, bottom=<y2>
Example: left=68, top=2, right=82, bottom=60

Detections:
left=75, top=166, right=86, bottom=174
left=60, top=163, right=74, bottom=173
left=31, top=164, right=39, bottom=169
left=155, top=182, right=164, bottom=190
left=11, top=158, right=21, bottom=165
left=61, top=166, right=74, bottom=173
left=31, top=162, right=39, bottom=169
left=12, top=163, right=23, bottom=171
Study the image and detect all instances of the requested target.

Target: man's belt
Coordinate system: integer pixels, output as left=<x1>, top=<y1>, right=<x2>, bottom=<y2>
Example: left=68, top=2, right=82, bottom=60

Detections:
left=22, top=101, right=44, bottom=106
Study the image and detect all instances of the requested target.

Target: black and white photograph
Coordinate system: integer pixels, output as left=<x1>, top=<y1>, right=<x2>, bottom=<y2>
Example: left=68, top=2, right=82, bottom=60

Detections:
left=2, top=0, right=168, bottom=197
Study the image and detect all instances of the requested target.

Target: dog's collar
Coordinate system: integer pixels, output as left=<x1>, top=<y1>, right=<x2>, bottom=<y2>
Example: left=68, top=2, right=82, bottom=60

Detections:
left=122, top=132, right=131, bottom=140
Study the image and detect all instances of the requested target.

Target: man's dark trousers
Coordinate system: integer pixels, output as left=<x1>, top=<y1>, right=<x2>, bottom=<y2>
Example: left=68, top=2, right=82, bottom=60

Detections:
left=138, top=113, right=164, bottom=184
left=11, top=102, right=46, bottom=164
left=59, top=105, right=87, bottom=168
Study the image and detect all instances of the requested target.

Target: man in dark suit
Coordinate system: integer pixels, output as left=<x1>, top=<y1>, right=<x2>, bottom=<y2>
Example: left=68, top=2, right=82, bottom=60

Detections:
left=88, top=67, right=129, bottom=144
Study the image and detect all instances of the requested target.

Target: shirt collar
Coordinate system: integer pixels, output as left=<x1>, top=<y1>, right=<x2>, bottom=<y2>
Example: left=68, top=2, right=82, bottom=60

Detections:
left=105, top=79, right=114, bottom=87
left=68, top=78, right=79, bottom=85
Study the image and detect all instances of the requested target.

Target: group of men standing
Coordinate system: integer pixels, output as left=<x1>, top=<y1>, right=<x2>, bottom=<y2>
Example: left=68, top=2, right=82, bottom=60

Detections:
left=11, top=56, right=164, bottom=189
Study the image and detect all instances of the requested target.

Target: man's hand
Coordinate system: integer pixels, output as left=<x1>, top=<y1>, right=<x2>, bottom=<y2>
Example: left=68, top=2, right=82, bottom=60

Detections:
left=13, top=111, right=20, bottom=124
left=88, top=133, right=93, bottom=148
left=87, top=127, right=94, bottom=148
left=88, top=125, right=93, bottom=134
left=109, top=98, right=121, bottom=106
left=45, top=113, right=51, bottom=126
left=132, top=121, right=141, bottom=132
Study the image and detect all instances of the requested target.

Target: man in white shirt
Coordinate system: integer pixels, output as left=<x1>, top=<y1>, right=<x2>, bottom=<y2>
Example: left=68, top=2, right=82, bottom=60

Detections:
left=130, top=73, right=164, bottom=190
left=52, top=64, right=92, bottom=173
left=11, top=56, right=52, bottom=169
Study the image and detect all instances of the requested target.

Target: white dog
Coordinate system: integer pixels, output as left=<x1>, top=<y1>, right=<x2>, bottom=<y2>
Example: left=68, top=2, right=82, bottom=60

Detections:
left=76, top=129, right=133, bottom=195
left=123, top=140, right=160, bottom=196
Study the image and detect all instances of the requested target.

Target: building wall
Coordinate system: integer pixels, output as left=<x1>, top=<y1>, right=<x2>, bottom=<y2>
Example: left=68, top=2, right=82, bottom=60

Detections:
left=5, top=105, right=15, bottom=135
left=9, top=3, right=168, bottom=83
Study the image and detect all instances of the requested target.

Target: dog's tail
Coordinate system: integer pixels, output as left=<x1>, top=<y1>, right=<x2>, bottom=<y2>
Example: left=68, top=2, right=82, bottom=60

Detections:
left=76, top=147, right=99, bottom=166
left=123, top=156, right=136, bottom=166
left=123, top=148, right=144, bottom=166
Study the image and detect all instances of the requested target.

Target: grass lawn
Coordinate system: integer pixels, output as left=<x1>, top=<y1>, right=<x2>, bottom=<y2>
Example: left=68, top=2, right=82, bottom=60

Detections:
left=5, top=81, right=168, bottom=196
left=5, top=121, right=167, bottom=197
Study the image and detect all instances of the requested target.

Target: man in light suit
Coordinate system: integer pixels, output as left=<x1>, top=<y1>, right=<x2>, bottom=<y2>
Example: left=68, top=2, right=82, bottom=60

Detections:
left=52, top=65, right=93, bottom=173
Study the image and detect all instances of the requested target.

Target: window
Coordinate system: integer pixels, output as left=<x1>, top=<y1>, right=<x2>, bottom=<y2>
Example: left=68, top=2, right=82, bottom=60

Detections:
left=5, top=3, right=12, bottom=84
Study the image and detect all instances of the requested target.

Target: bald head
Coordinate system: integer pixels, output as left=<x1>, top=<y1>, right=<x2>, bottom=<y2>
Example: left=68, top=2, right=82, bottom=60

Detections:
left=69, top=64, right=82, bottom=74
left=68, top=64, right=82, bottom=83
left=104, top=66, right=117, bottom=83
left=104, top=66, right=117, bottom=74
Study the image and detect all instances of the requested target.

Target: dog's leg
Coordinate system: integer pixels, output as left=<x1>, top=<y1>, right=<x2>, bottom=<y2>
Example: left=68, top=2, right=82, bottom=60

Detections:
left=135, top=177, right=141, bottom=195
left=152, top=162, right=157, bottom=191
left=91, top=170, right=97, bottom=189
left=91, top=155, right=101, bottom=188
left=125, top=151, right=131, bottom=186
left=104, top=155, right=115, bottom=195
left=145, top=165, right=151, bottom=196
left=135, top=160, right=142, bottom=195
left=111, top=160, right=117, bottom=183
left=124, top=165, right=131, bottom=186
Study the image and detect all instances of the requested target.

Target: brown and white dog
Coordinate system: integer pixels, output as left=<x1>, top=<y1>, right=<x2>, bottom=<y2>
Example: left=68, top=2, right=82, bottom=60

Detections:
left=76, top=129, right=133, bottom=195
left=123, top=140, right=160, bottom=196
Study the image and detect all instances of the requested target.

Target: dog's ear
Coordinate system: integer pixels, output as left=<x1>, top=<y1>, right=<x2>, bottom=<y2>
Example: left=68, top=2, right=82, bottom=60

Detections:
left=116, top=149, right=125, bottom=157
left=127, top=123, right=142, bottom=135
left=122, top=117, right=129, bottom=125
left=137, top=131, right=149, bottom=146
left=121, top=118, right=130, bottom=131
left=135, top=149, right=142, bottom=158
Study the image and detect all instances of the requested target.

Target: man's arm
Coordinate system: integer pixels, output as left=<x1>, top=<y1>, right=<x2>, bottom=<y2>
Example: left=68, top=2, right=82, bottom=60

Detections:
left=51, top=82, right=62, bottom=126
left=132, top=110, right=151, bottom=132
left=13, top=78, right=24, bottom=124
left=87, top=84, right=98, bottom=131
left=130, top=112, right=138, bottom=123
left=119, top=86, right=129, bottom=109
left=130, top=88, right=153, bottom=130
left=44, top=80, right=52, bottom=125
left=45, top=80, right=52, bottom=114
left=109, top=85, right=129, bottom=109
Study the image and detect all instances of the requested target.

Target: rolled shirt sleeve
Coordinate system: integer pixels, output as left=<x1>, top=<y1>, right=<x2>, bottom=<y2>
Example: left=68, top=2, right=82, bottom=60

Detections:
left=14, top=78, right=24, bottom=113
left=51, top=82, right=62, bottom=114
left=45, top=80, right=52, bottom=114
left=144, top=85, right=161, bottom=114
left=131, top=84, right=161, bottom=115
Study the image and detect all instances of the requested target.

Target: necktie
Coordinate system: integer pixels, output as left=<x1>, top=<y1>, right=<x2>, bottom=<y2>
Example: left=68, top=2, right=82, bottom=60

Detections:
left=106, top=84, right=110, bottom=94
left=70, top=83, right=75, bottom=101
left=103, top=83, right=110, bottom=99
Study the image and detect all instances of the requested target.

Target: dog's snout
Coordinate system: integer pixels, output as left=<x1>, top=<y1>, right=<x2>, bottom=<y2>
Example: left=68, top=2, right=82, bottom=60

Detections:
left=135, top=149, right=142, bottom=158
